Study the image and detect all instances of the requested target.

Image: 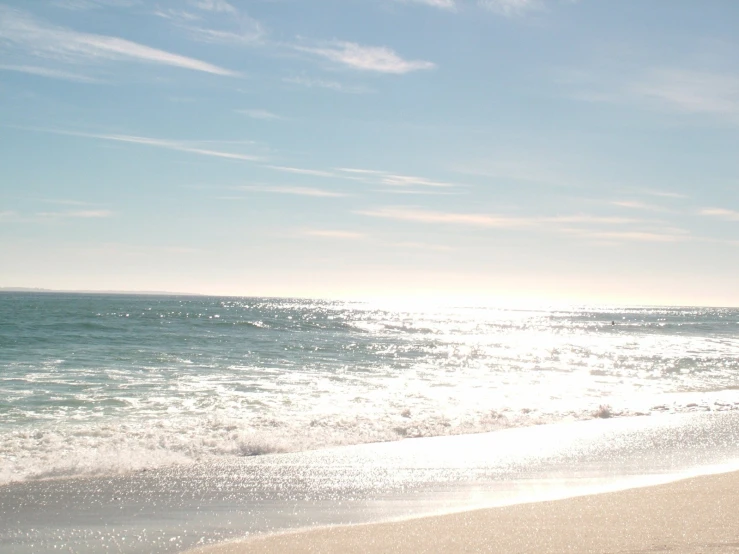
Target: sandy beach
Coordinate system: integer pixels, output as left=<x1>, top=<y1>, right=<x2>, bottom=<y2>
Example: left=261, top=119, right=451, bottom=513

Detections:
left=189, top=470, right=739, bottom=554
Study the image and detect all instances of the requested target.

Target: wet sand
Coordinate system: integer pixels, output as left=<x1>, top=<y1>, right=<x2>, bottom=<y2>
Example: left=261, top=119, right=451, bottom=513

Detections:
left=189, top=470, right=739, bottom=554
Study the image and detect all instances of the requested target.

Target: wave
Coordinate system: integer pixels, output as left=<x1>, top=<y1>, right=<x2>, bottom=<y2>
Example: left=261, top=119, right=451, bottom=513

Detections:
left=3, top=392, right=738, bottom=486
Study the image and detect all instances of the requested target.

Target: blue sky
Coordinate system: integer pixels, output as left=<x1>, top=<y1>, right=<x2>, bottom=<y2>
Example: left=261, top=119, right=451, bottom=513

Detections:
left=1, top=0, right=738, bottom=305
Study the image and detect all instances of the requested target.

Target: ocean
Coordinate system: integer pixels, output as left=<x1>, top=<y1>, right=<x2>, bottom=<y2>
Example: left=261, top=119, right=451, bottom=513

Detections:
left=2, top=292, right=739, bottom=552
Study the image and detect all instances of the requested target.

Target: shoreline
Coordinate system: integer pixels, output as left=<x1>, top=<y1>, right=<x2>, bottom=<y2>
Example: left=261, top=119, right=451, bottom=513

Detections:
left=187, top=469, right=739, bottom=553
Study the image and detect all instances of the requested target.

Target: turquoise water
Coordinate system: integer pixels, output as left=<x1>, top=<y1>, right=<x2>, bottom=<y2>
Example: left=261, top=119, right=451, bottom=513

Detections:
left=2, top=292, right=739, bottom=484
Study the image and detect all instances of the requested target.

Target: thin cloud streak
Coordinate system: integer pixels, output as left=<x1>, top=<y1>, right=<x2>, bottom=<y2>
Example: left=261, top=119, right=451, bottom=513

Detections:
left=336, top=167, right=461, bottom=188
left=264, top=165, right=337, bottom=177
left=700, top=208, right=739, bottom=221
left=358, top=207, right=532, bottom=228
left=630, top=69, right=739, bottom=117
left=0, top=64, right=102, bottom=82
left=0, top=6, right=238, bottom=76
left=359, top=206, right=689, bottom=244
left=396, top=0, right=457, bottom=10
left=283, top=76, right=372, bottom=94
left=236, top=186, right=348, bottom=197
left=38, top=129, right=263, bottom=162
left=189, top=0, right=237, bottom=14
left=611, top=200, right=674, bottom=213
left=295, top=41, right=435, bottom=74
left=36, top=210, right=113, bottom=219
left=236, top=109, right=283, bottom=120
left=561, top=228, right=689, bottom=243
left=569, top=67, right=739, bottom=121
left=478, top=0, right=542, bottom=17
left=302, top=229, right=367, bottom=239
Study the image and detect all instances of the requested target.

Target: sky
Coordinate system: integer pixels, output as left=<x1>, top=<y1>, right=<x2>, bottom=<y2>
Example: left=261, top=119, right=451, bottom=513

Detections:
left=1, top=0, right=738, bottom=306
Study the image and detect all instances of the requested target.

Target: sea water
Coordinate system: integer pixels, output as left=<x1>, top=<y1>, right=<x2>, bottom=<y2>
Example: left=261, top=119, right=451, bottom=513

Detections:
left=2, top=292, right=739, bottom=552
left=2, top=292, right=738, bottom=485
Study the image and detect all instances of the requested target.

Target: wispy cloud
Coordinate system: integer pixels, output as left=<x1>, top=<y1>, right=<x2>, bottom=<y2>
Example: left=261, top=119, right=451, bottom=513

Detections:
left=188, top=0, right=236, bottom=14
left=380, top=174, right=456, bottom=187
left=610, top=200, right=674, bottom=213
left=40, top=199, right=96, bottom=206
left=478, top=0, right=542, bottom=17
left=336, top=167, right=461, bottom=189
left=156, top=1, right=264, bottom=45
left=236, top=109, right=284, bottom=120
left=391, top=241, right=453, bottom=251
left=302, top=229, right=367, bottom=239
left=699, top=207, right=739, bottom=221
left=295, top=41, right=435, bottom=74
left=629, top=69, right=739, bottom=117
left=358, top=207, right=532, bottom=228
left=396, top=0, right=457, bottom=10
left=283, top=76, right=372, bottom=94
left=38, top=129, right=262, bottom=162
left=53, top=0, right=140, bottom=10
left=560, top=228, right=689, bottom=243
left=0, top=64, right=101, bottom=82
left=93, top=134, right=261, bottom=161
left=357, top=205, right=684, bottom=243
left=569, top=67, right=739, bottom=121
left=0, top=6, right=237, bottom=77
left=335, top=168, right=387, bottom=176
left=626, top=188, right=690, bottom=200
left=264, top=165, right=336, bottom=177
left=36, top=210, right=113, bottom=219
left=234, top=186, right=348, bottom=198
left=372, top=189, right=460, bottom=195
left=629, top=69, right=739, bottom=115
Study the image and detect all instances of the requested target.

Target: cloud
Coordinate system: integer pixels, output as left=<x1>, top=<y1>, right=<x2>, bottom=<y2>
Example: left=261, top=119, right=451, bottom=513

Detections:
left=335, top=168, right=388, bottom=176
left=610, top=200, right=674, bottom=213
left=94, top=134, right=261, bottom=161
left=0, top=64, right=101, bottom=82
left=391, top=241, right=453, bottom=251
left=264, top=165, right=337, bottom=177
left=372, top=189, right=460, bottom=195
left=700, top=207, right=739, bottom=221
left=157, top=1, right=264, bottom=46
left=40, top=199, right=95, bottom=206
left=359, top=205, right=693, bottom=245
left=188, top=0, right=237, bottom=14
left=53, top=0, right=140, bottom=10
left=569, top=67, right=739, bottom=120
left=358, top=207, right=532, bottom=228
left=560, top=228, right=689, bottom=243
left=478, top=0, right=542, bottom=16
left=302, top=229, right=367, bottom=239
left=629, top=69, right=739, bottom=117
left=39, top=129, right=262, bottom=162
left=185, top=25, right=264, bottom=45
left=380, top=174, right=456, bottom=188
left=0, top=6, right=237, bottom=76
left=626, top=188, right=690, bottom=200
left=236, top=109, right=283, bottom=120
left=234, top=186, right=348, bottom=198
left=396, top=0, right=457, bottom=10
left=295, top=41, right=435, bottom=74
left=336, top=167, right=461, bottom=189
left=36, top=210, right=113, bottom=219
left=283, top=76, right=372, bottom=94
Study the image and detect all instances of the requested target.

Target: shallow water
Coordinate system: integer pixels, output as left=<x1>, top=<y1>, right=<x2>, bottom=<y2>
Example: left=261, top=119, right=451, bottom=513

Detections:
left=2, top=412, right=739, bottom=553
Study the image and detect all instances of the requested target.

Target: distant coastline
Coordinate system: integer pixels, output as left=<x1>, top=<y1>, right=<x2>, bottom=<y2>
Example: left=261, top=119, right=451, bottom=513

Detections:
left=0, top=287, right=202, bottom=296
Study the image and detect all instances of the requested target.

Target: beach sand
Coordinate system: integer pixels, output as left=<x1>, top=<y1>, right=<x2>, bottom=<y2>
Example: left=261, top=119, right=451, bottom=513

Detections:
left=188, top=470, right=739, bottom=553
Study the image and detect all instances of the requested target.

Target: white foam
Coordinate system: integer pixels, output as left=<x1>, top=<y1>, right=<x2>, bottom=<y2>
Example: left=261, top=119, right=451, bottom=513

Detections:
left=3, top=391, right=738, bottom=485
